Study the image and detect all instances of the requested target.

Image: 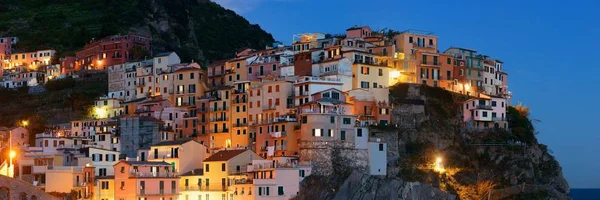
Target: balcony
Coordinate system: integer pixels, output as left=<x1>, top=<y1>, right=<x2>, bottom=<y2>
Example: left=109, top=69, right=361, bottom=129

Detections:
left=353, top=59, right=388, bottom=67
left=412, top=43, right=436, bottom=49
left=273, top=116, right=297, bottom=123
left=138, top=189, right=178, bottom=196
left=234, top=98, right=247, bottom=104
left=233, top=122, right=248, bottom=127
left=421, top=61, right=440, bottom=66
left=269, top=131, right=286, bottom=138
left=233, top=89, right=246, bottom=94
left=210, top=129, right=230, bottom=133
left=129, top=171, right=178, bottom=178
left=474, top=105, right=493, bottom=110
left=211, top=107, right=228, bottom=112
left=210, top=117, right=228, bottom=122
left=181, top=185, right=228, bottom=192
left=492, top=117, right=507, bottom=122
left=262, top=105, right=277, bottom=111
left=197, top=107, right=207, bottom=112
left=135, top=82, right=145, bottom=87
left=33, top=165, right=48, bottom=174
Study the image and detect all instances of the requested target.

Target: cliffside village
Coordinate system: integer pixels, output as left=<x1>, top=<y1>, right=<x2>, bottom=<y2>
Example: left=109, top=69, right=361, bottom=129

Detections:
left=0, top=26, right=511, bottom=200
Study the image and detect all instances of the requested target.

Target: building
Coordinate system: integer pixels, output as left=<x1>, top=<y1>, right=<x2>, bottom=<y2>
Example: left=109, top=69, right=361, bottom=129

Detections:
left=4, top=49, right=56, bottom=70
left=44, top=165, right=95, bottom=199
left=79, top=147, right=119, bottom=177
left=247, top=157, right=312, bottom=199
left=462, top=95, right=508, bottom=130
left=144, top=140, right=208, bottom=174
left=119, top=116, right=162, bottom=158
left=367, top=138, right=387, bottom=175
left=184, top=149, right=263, bottom=200
left=114, top=160, right=179, bottom=200
left=75, top=34, right=151, bottom=71
left=0, top=127, right=29, bottom=147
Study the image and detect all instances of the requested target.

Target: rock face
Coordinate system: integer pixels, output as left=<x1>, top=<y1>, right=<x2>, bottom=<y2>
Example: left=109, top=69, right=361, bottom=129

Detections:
left=295, top=84, right=570, bottom=200
left=0, top=0, right=274, bottom=63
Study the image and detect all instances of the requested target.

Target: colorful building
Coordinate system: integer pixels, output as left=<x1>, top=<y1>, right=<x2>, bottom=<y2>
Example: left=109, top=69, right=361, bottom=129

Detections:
left=75, top=34, right=151, bottom=71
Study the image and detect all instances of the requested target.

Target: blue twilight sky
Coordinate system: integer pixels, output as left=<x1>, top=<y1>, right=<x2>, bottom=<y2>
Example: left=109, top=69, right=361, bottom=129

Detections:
left=212, top=0, right=600, bottom=188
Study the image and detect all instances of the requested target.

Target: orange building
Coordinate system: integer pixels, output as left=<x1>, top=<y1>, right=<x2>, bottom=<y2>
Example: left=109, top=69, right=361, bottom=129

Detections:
left=114, top=160, right=179, bottom=200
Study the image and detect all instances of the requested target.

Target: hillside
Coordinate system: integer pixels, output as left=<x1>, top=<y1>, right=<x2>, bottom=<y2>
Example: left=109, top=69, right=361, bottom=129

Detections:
left=294, top=84, right=569, bottom=200
left=0, top=0, right=275, bottom=64
left=0, top=73, right=107, bottom=143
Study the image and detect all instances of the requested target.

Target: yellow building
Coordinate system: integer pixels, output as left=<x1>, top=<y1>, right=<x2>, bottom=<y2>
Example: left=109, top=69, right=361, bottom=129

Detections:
left=178, top=150, right=261, bottom=200
left=95, top=177, right=115, bottom=200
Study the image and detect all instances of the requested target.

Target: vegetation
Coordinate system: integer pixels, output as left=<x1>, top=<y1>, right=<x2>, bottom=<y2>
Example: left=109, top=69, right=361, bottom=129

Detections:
left=0, top=0, right=275, bottom=64
left=0, top=74, right=107, bottom=144
left=507, top=105, right=537, bottom=144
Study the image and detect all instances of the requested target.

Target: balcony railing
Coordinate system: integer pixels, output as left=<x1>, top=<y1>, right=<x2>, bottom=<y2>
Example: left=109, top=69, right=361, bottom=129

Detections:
left=210, top=117, right=228, bottom=122
left=210, top=129, right=230, bottom=133
left=233, top=122, right=248, bottom=127
left=353, top=59, right=388, bottom=66
left=269, top=131, right=286, bottom=138
left=492, top=117, right=507, bottom=121
left=139, top=189, right=177, bottom=195
left=262, top=105, right=277, bottom=111
left=412, top=43, right=436, bottom=49
left=212, top=107, right=228, bottom=111
left=181, top=185, right=228, bottom=192
left=421, top=61, right=440, bottom=66
left=234, top=98, right=247, bottom=104
left=129, top=171, right=178, bottom=178
left=475, top=105, right=493, bottom=110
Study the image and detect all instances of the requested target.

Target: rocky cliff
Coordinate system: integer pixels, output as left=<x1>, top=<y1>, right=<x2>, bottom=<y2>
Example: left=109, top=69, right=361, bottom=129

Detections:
left=0, top=0, right=274, bottom=63
left=295, top=84, right=569, bottom=200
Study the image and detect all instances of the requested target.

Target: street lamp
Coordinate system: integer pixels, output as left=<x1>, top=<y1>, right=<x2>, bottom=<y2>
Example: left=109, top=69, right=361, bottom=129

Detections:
left=21, top=120, right=28, bottom=127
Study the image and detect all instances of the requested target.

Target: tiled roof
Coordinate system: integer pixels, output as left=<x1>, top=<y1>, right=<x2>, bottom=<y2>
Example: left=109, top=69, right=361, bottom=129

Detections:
left=204, top=149, right=247, bottom=162
left=181, top=168, right=204, bottom=176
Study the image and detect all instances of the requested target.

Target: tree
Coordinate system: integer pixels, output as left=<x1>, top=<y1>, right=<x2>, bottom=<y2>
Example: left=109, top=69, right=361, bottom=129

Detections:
left=130, top=45, right=149, bottom=60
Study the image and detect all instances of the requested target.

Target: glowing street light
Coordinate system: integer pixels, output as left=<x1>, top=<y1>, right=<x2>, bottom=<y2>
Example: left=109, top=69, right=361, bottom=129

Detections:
left=21, top=120, right=29, bottom=127
left=9, top=150, right=16, bottom=159
left=433, top=156, right=445, bottom=173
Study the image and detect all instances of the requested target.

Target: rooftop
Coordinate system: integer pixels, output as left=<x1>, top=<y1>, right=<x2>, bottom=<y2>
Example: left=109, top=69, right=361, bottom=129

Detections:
left=155, top=52, right=175, bottom=57
left=152, top=139, right=196, bottom=147
left=204, top=149, right=247, bottom=162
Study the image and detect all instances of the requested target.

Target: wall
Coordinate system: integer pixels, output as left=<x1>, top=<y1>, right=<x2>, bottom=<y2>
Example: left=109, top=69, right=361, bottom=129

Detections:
left=299, top=141, right=368, bottom=175
left=368, top=142, right=387, bottom=175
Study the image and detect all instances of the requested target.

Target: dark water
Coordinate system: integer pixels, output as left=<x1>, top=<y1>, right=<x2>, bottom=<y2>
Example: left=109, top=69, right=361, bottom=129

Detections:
left=571, top=189, right=600, bottom=200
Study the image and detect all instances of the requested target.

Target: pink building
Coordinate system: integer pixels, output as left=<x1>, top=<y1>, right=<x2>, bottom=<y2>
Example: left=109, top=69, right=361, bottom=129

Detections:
left=0, top=127, right=29, bottom=147
left=75, top=34, right=150, bottom=71
left=114, top=160, right=179, bottom=200
left=462, top=95, right=508, bottom=130
left=346, top=26, right=373, bottom=39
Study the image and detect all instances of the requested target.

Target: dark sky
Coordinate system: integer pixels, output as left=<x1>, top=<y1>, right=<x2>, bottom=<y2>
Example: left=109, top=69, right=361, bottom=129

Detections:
left=214, top=0, right=600, bottom=188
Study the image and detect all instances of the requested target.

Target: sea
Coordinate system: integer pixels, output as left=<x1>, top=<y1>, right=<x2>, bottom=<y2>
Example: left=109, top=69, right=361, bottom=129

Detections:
left=571, top=189, right=600, bottom=200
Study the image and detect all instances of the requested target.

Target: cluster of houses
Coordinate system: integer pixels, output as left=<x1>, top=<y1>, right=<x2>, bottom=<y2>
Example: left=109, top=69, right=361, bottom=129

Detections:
left=0, top=25, right=511, bottom=200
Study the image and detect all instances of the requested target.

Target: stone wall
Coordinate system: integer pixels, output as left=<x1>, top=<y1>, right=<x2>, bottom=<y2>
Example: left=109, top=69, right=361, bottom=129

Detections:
left=0, top=175, right=58, bottom=200
left=299, top=141, right=368, bottom=175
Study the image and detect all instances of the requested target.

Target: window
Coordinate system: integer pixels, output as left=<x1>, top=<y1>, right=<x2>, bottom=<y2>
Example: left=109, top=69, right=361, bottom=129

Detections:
left=205, top=164, right=210, bottom=172
left=492, top=101, right=497, bottom=107
left=373, top=82, right=378, bottom=88
left=302, top=116, right=307, bottom=124
left=482, top=111, right=488, bottom=117
left=328, top=129, right=333, bottom=137
left=312, top=129, right=322, bottom=137
left=379, top=144, right=384, bottom=151
left=343, top=118, right=351, bottom=124
left=330, top=116, right=335, bottom=123
left=361, top=81, right=369, bottom=88
left=378, top=69, right=383, bottom=76
left=190, top=73, right=195, bottom=79
left=361, top=67, right=369, bottom=75
left=357, top=129, right=363, bottom=137
left=299, top=170, right=305, bottom=177
left=272, top=64, right=276, bottom=71
left=221, top=163, right=226, bottom=171
left=248, top=67, right=252, bottom=73
left=278, top=186, right=284, bottom=195
left=447, top=58, right=451, bottom=64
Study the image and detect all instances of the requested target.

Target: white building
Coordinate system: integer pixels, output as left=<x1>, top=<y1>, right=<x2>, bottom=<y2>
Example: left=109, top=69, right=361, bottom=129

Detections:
left=368, top=138, right=387, bottom=175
